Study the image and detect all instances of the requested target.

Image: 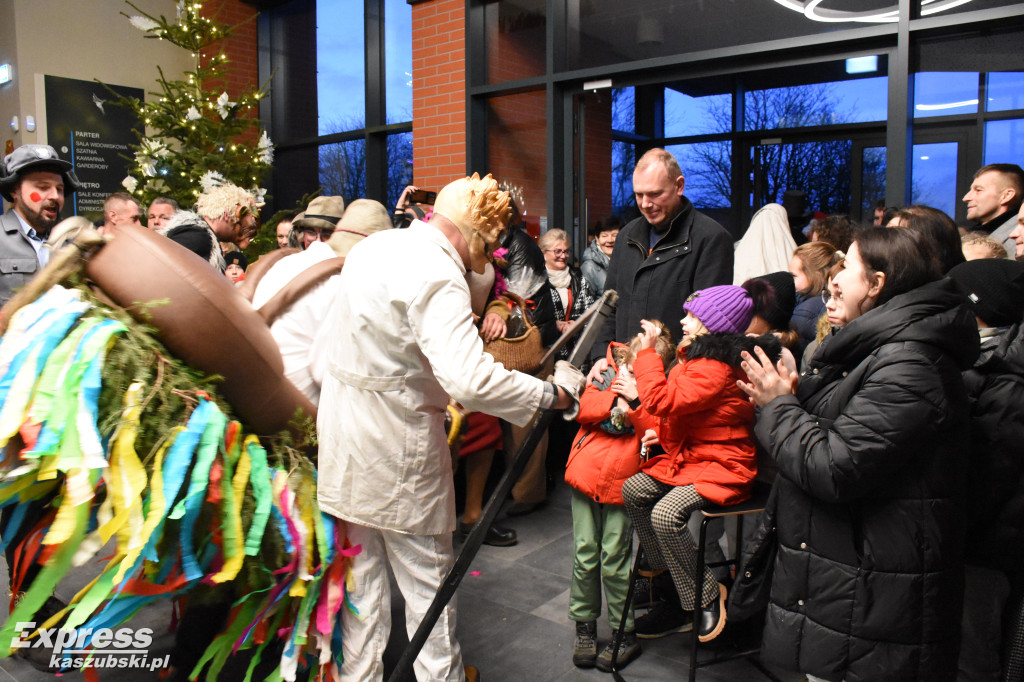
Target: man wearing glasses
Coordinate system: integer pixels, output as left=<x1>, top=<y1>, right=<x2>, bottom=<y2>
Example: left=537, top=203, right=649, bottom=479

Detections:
left=163, top=182, right=261, bottom=272
left=292, top=196, right=345, bottom=249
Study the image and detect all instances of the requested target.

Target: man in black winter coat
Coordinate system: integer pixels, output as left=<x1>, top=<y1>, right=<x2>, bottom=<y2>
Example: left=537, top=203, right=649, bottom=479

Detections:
left=588, top=148, right=733, bottom=376
left=948, top=258, right=1024, bottom=681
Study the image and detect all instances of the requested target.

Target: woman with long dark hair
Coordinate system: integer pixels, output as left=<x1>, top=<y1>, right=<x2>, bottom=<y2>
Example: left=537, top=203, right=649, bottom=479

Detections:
left=738, top=227, right=979, bottom=681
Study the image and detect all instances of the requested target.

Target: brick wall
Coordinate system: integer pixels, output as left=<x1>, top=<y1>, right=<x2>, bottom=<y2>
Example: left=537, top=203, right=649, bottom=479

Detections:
left=411, top=0, right=467, bottom=193
left=201, top=0, right=261, bottom=140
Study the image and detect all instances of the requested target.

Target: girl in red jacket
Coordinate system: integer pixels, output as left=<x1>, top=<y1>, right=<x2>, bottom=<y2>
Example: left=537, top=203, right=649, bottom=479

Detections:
left=566, top=327, right=674, bottom=671
left=621, top=284, right=780, bottom=644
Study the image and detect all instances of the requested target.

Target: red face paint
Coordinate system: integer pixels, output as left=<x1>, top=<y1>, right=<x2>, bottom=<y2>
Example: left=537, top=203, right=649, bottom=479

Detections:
left=29, top=192, right=42, bottom=203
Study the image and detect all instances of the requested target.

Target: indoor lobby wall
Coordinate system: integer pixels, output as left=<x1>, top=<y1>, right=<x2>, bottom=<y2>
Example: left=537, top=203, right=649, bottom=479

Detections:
left=1, top=0, right=193, bottom=152
left=0, top=0, right=259, bottom=205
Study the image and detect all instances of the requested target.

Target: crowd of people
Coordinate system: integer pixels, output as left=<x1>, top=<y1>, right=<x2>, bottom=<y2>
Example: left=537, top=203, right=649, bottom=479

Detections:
left=1, top=140, right=1024, bottom=682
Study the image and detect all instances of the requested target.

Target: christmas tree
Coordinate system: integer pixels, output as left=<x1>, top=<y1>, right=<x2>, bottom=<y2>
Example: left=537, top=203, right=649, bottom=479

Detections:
left=111, top=0, right=273, bottom=209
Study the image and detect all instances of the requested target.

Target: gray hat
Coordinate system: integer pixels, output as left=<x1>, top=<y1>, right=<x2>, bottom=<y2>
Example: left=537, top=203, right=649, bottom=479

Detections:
left=0, top=144, right=81, bottom=202
left=294, top=195, right=345, bottom=232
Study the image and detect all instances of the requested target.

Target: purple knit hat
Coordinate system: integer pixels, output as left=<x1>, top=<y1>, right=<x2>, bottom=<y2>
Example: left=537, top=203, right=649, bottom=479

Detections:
left=683, top=285, right=754, bottom=334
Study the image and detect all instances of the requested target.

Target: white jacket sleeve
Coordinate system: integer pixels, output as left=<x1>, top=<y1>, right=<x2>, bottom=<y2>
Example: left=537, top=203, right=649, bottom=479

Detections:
left=407, top=275, right=544, bottom=426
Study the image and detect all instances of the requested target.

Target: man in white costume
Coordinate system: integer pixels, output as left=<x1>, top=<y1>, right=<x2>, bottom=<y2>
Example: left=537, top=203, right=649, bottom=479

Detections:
left=317, top=174, right=584, bottom=682
left=251, top=198, right=392, bottom=405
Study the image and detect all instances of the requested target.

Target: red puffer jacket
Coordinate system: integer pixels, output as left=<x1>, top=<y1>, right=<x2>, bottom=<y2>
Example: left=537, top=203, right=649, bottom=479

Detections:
left=632, top=332, right=781, bottom=506
left=565, top=356, right=659, bottom=506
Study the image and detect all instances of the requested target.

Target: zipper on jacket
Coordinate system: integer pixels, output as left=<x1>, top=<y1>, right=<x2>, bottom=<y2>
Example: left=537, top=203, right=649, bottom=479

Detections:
left=574, top=432, right=590, bottom=450
left=628, top=237, right=691, bottom=265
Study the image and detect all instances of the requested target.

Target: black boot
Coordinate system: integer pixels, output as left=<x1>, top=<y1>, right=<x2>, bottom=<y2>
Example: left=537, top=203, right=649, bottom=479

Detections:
left=697, top=582, right=728, bottom=643
left=635, top=600, right=693, bottom=639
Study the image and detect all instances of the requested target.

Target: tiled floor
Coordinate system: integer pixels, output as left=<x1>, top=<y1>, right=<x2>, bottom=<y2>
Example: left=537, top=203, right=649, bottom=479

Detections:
left=0, top=481, right=802, bottom=681
left=434, top=482, right=801, bottom=682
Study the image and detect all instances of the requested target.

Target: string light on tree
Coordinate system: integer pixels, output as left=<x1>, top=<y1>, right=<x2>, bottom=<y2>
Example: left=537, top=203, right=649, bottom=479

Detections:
left=110, top=0, right=272, bottom=209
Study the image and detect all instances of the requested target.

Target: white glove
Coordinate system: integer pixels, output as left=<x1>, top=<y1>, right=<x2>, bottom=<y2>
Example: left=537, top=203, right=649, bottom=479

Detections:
left=552, top=360, right=585, bottom=420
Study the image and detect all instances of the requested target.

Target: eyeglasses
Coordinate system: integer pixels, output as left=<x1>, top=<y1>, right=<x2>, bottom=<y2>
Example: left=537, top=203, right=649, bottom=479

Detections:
left=821, top=289, right=844, bottom=304
left=299, top=226, right=334, bottom=241
left=545, top=249, right=569, bottom=256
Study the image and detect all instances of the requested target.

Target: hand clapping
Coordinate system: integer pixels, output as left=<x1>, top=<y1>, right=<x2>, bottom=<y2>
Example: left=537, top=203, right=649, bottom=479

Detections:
left=737, top=345, right=799, bottom=407
left=636, top=319, right=662, bottom=351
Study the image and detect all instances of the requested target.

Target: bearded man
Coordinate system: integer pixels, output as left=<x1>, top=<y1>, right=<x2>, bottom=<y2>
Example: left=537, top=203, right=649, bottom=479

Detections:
left=317, top=174, right=585, bottom=682
left=0, top=144, right=81, bottom=305
left=163, top=182, right=260, bottom=272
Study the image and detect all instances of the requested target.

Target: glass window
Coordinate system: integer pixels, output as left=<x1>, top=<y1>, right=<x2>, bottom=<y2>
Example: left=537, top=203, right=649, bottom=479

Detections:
left=911, top=142, right=959, bottom=219
left=987, top=72, right=1024, bottom=112
left=744, top=140, right=854, bottom=216
left=611, top=140, right=635, bottom=217
left=861, top=146, right=887, bottom=220
left=612, top=87, right=634, bottom=134
left=914, top=72, right=979, bottom=118
left=483, top=0, right=546, bottom=84
left=916, top=0, right=1023, bottom=16
left=385, top=0, right=413, bottom=123
left=387, top=132, right=414, bottom=208
left=666, top=142, right=732, bottom=210
left=665, top=89, right=731, bottom=138
left=317, top=1, right=366, bottom=135
left=487, top=91, right=547, bottom=235
left=320, top=140, right=367, bottom=205
left=744, top=78, right=887, bottom=131
left=568, top=1, right=867, bottom=72
left=984, top=119, right=1024, bottom=168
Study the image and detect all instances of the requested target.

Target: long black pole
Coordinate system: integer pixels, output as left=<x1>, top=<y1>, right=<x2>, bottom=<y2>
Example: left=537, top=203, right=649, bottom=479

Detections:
left=387, top=291, right=617, bottom=682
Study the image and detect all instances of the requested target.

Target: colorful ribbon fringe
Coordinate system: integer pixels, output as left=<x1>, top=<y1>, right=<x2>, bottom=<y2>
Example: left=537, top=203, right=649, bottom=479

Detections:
left=0, top=286, right=359, bottom=681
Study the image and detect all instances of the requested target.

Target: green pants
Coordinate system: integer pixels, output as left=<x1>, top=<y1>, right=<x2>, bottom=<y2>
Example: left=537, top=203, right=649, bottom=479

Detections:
left=569, top=488, right=635, bottom=631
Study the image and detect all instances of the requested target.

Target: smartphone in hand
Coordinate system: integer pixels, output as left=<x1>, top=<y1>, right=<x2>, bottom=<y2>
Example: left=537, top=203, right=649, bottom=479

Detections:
left=409, top=189, right=436, bottom=205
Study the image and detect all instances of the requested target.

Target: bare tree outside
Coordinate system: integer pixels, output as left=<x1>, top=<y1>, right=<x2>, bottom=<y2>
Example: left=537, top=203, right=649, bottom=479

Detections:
left=685, top=83, right=865, bottom=214
left=611, top=88, right=636, bottom=216
left=318, top=117, right=414, bottom=207
left=609, top=83, right=888, bottom=221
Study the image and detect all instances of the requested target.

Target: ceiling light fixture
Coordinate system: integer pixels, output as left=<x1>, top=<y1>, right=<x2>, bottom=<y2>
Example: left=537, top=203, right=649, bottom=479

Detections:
left=916, top=99, right=979, bottom=110
left=770, top=0, right=972, bottom=23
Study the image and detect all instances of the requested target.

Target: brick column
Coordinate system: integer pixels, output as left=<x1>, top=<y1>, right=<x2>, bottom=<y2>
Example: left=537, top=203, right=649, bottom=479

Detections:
left=411, top=0, right=467, bottom=192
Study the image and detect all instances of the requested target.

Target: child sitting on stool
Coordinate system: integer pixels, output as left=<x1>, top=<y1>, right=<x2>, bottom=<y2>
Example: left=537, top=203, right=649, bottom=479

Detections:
left=620, top=285, right=781, bottom=643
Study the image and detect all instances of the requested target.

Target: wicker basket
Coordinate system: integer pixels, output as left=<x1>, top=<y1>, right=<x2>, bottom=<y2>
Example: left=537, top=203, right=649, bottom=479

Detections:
left=482, top=292, right=544, bottom=375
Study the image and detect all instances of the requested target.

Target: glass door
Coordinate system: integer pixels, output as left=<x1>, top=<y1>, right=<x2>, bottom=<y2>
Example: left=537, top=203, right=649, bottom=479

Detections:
left=744, top=132, right=886, bottom=229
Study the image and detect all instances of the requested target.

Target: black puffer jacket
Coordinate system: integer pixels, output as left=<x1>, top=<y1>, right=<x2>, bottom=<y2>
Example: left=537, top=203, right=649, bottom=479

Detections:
left=754, top=278, right=979, bottom=682
left=591, top=198, right=733, bottom=363
left=500, top=224, right=559, bottom=347
left=963, top=323, right=1024, bottom=572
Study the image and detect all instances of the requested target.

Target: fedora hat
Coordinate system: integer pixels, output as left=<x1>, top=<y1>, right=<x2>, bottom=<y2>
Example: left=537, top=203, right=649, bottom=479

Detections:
left=327, top=199, right=392, bottom=257
left=293, top=196, right=345, bottom=232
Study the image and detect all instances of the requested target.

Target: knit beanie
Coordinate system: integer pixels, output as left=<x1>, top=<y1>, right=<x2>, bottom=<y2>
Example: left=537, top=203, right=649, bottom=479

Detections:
left=749, top=271, right=797, bottom=331
left=948, top=258, right=1024, bottom=328
left=224, top=250, right=248, bottom=272
left=683, top=284, right=754, bottom=334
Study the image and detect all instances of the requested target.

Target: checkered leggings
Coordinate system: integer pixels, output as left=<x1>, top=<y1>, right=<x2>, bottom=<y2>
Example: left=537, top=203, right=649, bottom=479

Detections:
left=622, top=473, right=718, bottom=611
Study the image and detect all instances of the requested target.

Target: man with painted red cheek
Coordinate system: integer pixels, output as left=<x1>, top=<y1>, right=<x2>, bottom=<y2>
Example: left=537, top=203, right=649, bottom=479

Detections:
left=0, top=144, right=81, bottom=305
